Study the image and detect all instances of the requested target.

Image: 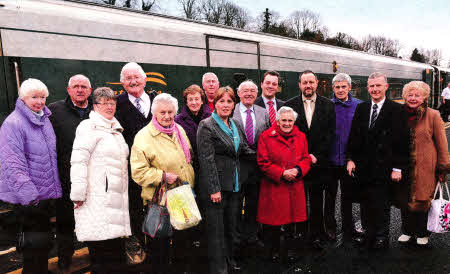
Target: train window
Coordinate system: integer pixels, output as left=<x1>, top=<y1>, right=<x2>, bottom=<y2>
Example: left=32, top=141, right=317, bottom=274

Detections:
left=317, top=77, right=332, bottom=98
left=351, top=80, right=363, bottom=99
left=389, top=82, right=403, bottom=100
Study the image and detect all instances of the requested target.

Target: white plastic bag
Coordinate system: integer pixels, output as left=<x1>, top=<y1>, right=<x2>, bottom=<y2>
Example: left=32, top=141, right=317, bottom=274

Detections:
left=427, top=182, right=450, bottom=233
left=166, top=184, right=202, bottom=230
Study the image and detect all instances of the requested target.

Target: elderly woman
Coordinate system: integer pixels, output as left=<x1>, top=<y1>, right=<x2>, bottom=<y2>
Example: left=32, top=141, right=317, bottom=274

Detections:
left=197, top=86, right=254, bottom=274
left=70, top=87, right=131, bottom=273
left=0, top=79, right=62, bottom=273
left=394, top=81, right=450, bottom=246
left=257, top=106, right=312, bottom=262
left=131, top=93, right=195, bottom=274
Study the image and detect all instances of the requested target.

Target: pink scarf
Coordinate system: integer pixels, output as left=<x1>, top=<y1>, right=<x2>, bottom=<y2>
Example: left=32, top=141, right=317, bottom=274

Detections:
left=151, top=117, right=191, bottom=164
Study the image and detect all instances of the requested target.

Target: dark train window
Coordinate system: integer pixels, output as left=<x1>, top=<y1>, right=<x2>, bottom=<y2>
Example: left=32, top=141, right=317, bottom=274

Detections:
left=389, top=82, right=403, bottom=100
left=351, top=80, right=363, bottom=99
left=317, top=77, right=332, bottom=98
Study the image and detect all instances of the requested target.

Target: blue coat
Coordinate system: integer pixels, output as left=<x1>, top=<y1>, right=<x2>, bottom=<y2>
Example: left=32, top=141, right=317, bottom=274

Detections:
left=330, top=93, right=362, bottom=166
left=0, top=99, right=62, bottom=205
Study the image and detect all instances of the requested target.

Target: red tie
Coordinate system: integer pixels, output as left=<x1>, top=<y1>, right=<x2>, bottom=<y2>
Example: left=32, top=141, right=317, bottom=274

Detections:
left=268, top=101, right=276, bottom=125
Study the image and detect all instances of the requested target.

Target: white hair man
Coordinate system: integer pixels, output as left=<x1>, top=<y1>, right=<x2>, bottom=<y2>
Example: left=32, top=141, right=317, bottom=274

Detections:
left=202, top=72, right=220, bottom=111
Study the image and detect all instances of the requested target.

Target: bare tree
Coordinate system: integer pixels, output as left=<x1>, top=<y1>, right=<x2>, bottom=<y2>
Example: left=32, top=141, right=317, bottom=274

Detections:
left=178, top=0, right=200, bottom=19
left=288, top=9, right=321, bottom=39
left=359, top=35, right=400, bottom=57
left=142, top=0, right=158, bottom=11
left=199, top=0, right=250, bottom=28
left=422, top=48, right=442, bottom=66
left=200, top=0, right=225, bottom=24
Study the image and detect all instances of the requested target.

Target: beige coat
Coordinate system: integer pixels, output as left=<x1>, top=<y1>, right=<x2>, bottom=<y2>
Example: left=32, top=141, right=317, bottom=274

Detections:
left=408, top=108, right=450, bottom=211
left=130, top=122, right=195, bottom=204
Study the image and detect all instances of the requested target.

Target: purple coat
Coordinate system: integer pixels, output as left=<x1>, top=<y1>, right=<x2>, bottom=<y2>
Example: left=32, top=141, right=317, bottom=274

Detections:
left=175, top=104, right=211, bottom=155
left=0, top=99, right=62, bottom=205
left=330, top=93, right=362, bottom=166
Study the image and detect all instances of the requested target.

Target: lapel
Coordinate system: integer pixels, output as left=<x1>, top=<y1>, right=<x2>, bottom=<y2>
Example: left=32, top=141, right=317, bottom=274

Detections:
left=371, top=99, right=391, bottom=132
left=233, top=103, right=244, bottom=128
left=254, top=105, right=266, bottom=139
left=309, top=96, right=321, bottom=130
left=211, top=118, right=238, bottom=156
left=295, top=96, right=309, bottom=132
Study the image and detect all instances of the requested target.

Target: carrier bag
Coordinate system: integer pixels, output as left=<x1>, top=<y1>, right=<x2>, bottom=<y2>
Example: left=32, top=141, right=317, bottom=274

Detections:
left=427, top=181, right=450, bottom=233
left=142, top=173, right=172, bottom=238
left=166, top=182, right=202, bottom=230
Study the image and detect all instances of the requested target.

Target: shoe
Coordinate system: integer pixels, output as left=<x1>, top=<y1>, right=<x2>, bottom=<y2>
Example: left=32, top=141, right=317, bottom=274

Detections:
left=416, top=237, right=429, bottom=245
left=192, top=240, right=201, bottom=248
left=270, top=252, right=280, bottom=263
left=371, top=239, right=389, bottom=250
left=227, top=258, right=242, bottom=271
left=398, top=234, right=411, bottom=243
left=353, top=235, right=366, bottom=246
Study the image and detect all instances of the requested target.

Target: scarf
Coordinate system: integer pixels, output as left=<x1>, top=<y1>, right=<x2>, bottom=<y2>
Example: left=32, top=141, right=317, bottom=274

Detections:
left=211, top=111, right=240, bottom=192
left=151, top=117, right=191, bottom=164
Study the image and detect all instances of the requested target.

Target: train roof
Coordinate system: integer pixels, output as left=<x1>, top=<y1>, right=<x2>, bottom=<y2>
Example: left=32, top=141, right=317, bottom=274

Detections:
left=0, top=0, right=434, bottom=71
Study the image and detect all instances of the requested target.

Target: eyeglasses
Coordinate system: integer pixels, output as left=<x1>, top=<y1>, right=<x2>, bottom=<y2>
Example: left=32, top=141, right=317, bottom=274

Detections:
left=95, top=102, right=116, bottom=107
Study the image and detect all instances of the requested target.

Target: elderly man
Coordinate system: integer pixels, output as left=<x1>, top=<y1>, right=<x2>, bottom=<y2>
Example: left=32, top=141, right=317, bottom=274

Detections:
left=233, top=80, right=270, bottom=247
left=284, top=70, right=335, bottom=249
left=347, top=72, right=409, bottom=249
left=441, top=82, right=450, bottom=122
left=115, top=62, right=157, bottom=261
left=202, top=72, right=220, bottom=112
left=49, top=74, right=93, bottom=271
left=255, top=70, right=285, bottom=125
left=326, top=73, right=363, bottom=244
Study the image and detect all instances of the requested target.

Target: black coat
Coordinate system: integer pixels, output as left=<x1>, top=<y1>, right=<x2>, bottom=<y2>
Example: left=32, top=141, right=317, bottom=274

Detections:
left=115, top=91, right=157, bottom=149
left=48, top=97, right=92, bottom=199
left=284, top=94, right=336, bottom=168
left=197, top=117, right=255, bottom=199
left=347, top=99, right=409, bottom=183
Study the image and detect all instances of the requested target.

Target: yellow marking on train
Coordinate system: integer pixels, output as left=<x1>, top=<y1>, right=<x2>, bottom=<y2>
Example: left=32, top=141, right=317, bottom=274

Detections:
left=445, top=122, right=450, bottom=129
left=146, top=72, right=166, bottom=79
left=7, top=247, right=90, bottom=274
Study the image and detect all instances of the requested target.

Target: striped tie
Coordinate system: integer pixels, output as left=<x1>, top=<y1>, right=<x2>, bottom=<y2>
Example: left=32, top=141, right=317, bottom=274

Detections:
left=135, top=98, right=144, bottom=116
left=370, top=104, right=378, bottom=128
left=268, top=101, right=276, bottom=125
left=245, top=109, right=254, bottom=147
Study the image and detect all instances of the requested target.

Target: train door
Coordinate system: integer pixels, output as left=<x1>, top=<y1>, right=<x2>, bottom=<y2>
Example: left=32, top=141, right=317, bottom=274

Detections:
left=205, top=34, right=261, bottom=90
left=0, top=30, right=12, bottom=124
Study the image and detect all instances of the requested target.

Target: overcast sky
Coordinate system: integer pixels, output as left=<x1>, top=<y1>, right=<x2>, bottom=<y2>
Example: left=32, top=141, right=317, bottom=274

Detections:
left=164, top=0, right=450, bottom=65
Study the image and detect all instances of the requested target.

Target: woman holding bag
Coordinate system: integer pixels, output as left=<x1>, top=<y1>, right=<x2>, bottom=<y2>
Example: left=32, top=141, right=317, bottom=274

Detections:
left=393, top=81, right=450, bottom=246
left=130, top=93, right=195, bottom=273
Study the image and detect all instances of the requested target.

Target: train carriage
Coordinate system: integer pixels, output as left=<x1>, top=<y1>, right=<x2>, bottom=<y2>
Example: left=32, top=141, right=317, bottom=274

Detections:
left=0, top=0, right=439, bottom=124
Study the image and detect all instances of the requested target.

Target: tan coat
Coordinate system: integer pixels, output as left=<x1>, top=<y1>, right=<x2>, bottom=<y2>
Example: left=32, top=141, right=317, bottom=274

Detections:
left=408, top=108, right=450, bottom=211
left=130, top=122, right=195, bottom=204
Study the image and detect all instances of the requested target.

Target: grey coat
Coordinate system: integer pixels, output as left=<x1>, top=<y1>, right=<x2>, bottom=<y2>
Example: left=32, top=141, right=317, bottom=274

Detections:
left=197, top=116, right=255, bottom=199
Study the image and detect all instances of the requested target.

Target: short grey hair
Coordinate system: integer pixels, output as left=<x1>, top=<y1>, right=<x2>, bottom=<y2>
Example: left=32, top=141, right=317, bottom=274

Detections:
left=276, top=106, right=298, bottom=121
left=238, top=80, right=258, bottom=92
left=120, top=62, right=146, bottom=82
left=93, top=87, right=116, bottom=104
left=332, top=73, right=352, bottom=86
left=151, top=93, right=179, bottom=115
left=68, top=74, right=91, bottom=88
left=368, top=72, right=388, bottom=83
left=202, top=72, right=218, bottom=83
left=19, top=78, right=49, bottom=99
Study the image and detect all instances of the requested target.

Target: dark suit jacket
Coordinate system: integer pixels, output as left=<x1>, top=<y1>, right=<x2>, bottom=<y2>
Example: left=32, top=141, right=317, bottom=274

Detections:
left=284, top=94, right=336, bottom=168
left=115, top=91, right=157, bottom=149
left=197, top=117, right=255, bottom=199
left=254, top=96, right=285, bottom=111
left=232, top=103, right=271, bottom=184
left=347, top=99, right=409, bottom=183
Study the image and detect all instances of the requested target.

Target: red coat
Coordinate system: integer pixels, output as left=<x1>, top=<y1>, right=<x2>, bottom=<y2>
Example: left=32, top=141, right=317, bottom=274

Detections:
left=256, top=124, right=311, bottom=225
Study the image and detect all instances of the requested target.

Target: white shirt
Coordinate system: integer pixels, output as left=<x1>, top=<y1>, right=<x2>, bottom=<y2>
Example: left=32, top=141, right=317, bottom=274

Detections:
left=441, top=87, right=450, bottom=99
left=128, top=92, right=150, bottom=118
left=262, top=95, right=278, bottom=114
left=238, top=103, right=256, bottom=139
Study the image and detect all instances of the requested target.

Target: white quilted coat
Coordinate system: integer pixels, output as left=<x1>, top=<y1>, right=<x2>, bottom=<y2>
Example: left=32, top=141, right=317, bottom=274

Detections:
left=70, top=111, right=131, bottom=241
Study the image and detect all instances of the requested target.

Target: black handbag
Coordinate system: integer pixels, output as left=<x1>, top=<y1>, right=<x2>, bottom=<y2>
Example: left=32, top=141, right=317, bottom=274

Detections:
left=142, top=173, right=173, bottom=238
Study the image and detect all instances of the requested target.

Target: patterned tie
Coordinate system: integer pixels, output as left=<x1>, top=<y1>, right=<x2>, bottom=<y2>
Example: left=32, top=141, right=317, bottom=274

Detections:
left=370, top=104, right=378, bottom=128
left=245, top=109, right=254, bottom=147
left=135, top=98, right=144, bottom=116
left=268, top=101, right=276, bottom=125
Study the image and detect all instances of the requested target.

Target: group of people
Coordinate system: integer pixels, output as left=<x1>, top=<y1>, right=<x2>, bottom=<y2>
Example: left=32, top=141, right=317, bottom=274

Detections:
left=0, top=61, right=449, bottom=274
